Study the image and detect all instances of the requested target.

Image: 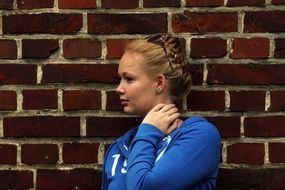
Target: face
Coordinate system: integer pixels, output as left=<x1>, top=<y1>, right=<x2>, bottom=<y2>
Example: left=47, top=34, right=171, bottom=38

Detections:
left=116, top=51, right=159, bottom=116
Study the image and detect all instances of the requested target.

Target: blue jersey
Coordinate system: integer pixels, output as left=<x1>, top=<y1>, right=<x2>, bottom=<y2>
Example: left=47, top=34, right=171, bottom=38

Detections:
left=102, top=116, right=221, bottom=190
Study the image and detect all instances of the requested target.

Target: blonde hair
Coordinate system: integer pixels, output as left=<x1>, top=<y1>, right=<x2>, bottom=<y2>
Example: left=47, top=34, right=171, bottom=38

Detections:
left=125, top=34, right=192, bottom=101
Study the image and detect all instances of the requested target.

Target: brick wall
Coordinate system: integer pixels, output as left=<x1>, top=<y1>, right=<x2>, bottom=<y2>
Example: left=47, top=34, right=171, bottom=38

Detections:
left=0, top=0, right=285, bottom=189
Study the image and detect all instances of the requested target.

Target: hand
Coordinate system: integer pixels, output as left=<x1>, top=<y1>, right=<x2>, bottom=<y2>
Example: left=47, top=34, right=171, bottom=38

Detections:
left=142, top=104, right=181, bottom=135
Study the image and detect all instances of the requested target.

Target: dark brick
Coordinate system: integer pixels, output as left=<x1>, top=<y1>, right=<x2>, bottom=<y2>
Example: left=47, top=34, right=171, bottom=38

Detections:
left=274, top=38, right=285, bottom=58
left=269, top=143, right=285, bottom=163
left=63, top=39, right=101, bottom=59
left=207, top=64, right=285, bottom=85
left=207, top=117, right=240, bottom=138
left=187, top=64, right=204, bottom=85
left=63, top=143, right=99, bottom=164
left=244, top=116, right=285, bottom=137
left=21, top=144, right=59, bottom=164
left=0, top=0, right=13, bottom=9
left=102, top=0, right=138, bottom=8
left=144, top=0, right=180, bottom=7
left=244, top=11, right=285, bottom=32
left=272, top=0, right=285, bottom=4
left=63, top=90, right=101, bottom=110
left=42, top=64, right=119, bottom=84
left=88, top=13, right=167, bottom=34
left=22, top=39, right=58, bottom=58
left=106, top=39, right=130, bottom=59
left=36, top=169, right=102, bottom=190
left=229, top=91, right=265, bottom=111
left=0, top=40, right=17, bottom=59
left=190, top=38, right=227, bottom=58
left=0, top=64, right=37, bottom=85
left=0, top=144, right=17, bottom=165
left=186, top=0, right=223, bottom=6
left=227, top=0, right=265, bottom=6
left=17, top=0, right=54, bottom=9
left=59, top=0, right=96, bottom=8
left=106, top=91, right=122, bottom=111
left=3, top=13, right=82, bottom=34
left=0, top=91, right=17, bottom=110
left=0, top=170, right=33, bottom=189
left=270, top=91, right=285, bottom=111
left=22, top=89, right=57, bottom=110
left=3, top=116, right=80, bottom=137
left=172, top=11, right=238, bottom=33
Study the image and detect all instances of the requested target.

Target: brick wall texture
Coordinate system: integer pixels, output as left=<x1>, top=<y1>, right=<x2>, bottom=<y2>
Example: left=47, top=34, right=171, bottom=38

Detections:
left=0, top=0, right=285, bottom=189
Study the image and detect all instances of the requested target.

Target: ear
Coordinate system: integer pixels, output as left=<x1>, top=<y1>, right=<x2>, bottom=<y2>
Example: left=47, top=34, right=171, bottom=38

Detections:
left=154, top=74, right=167, bottom=94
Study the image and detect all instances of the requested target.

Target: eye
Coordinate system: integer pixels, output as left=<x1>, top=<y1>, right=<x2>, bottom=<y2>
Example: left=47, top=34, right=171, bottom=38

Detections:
left=125, top=76, right=134, bottom=83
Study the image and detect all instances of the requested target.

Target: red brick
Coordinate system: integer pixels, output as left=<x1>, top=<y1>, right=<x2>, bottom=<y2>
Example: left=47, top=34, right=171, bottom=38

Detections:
left=59, top=0, right=96, bottom=9
left=274, top=38, right=285, bottom=58
left=0, top=64, right=37, bottom=85
left=244, top=11, right=285, bottom=32
left=272, top=0, right=285, bottom=4
left=0, top=0, right=13, bottom=9
left=190, top=38, right=227, bottom=58
left=227, top=143, right=264, bottom=164
left=22, top=39, right=58, bottom=58
left=3, top=116, right=80, bottom=137
left=207, top=64, right=285, bottom=85
left=186, top=0, right=223, bottom=6
left=269, top=143, right=285, bottom=163
left=36, top=169, right=102, bottom=189
left=0, top=170, right=33, bottom=189
left=102, top=0, right=138, bottom=8
left=207, top=117, right=240, bottom=138
left=270, top=91, right=285, bottom=111
left=188, top=64, right=204, bottom=85
left=172, top=11, right=238, bottom=33
left=227, top=0, right=265, bottom=6
left=0, top=40, right=17, bottom=59
left=0, top=91, right=17, bottom=110
left=106, top=91, right=122, bottom=111
left=42, top=64, right=119, bottom=84
left=229, top=91, right=265, bottom=111
left=244, top=116, right=285, bottom=137
left=63, top=90, right=101, bottom=110
left=88, top=13, right=167, bottom=34
left=63, top=38, right=101, bottom=59
left=63, top=143, right=99, bottom=164
left=144, top=0, right=180, bottom=7
left=17, top=0, right=54, bottom=9
left=0, top=144, right=17, bottom=165
left=3, top=13, right=82, bottom=34
left=87, top=117, right=141, bottom=137
left=106, top=39, right=130, bottom=59
left=22, top=89, right=57, bottom=110
left=217, top=168, right=285, bottom=189
left=21, top=144, right=59, bottom=164
left=231, top=38, right=269, bottom=59
left=187, top=90, right=225, bottom=111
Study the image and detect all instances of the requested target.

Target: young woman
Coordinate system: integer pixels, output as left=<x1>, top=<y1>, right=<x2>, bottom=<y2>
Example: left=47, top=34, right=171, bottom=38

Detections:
left=102, top=34, right=221, bottom=190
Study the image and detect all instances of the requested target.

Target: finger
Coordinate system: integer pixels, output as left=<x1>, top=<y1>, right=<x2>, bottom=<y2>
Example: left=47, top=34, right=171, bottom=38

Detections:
left=152, top=103, right=165, bottom=112
left=166, top=107, right=179, bottom=116
left=166, top=119, right=179, bottom=135
left=168, top=112, right=181, bottom=123
left=160, top=104, right=175, bottom=112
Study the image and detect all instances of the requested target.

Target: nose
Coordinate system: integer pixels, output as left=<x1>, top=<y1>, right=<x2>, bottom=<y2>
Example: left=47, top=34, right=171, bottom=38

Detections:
left=115, top=81, right=124, bottom=95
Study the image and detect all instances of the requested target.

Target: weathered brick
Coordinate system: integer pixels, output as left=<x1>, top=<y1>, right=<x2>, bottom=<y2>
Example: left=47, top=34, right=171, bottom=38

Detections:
left=102, top=0, right=138, bottom=8
left=244, top=11, right=285, bottom=32
left=0, top=170, right=33, bottom=189
left=172, top=11, right=238, bottom=33
left=0, top=0, right=13, bottom=9
left=22, top=39, right=59, bottom=58
left=0, top=91, right=17, bottom=110
left=106, top=91, right=122, bottom=111
left=59, top=0, right=96, bottom=9
left=217, top=168, right=285, bottom=189
left=207, top=64, right=285, bottom=85
left=42, top=64, right=119, bottom=84
left=36, top=169, right=102, bottom=190
left=3, top=116, right=80, bottom=137
left=187, top=90, right=225, bottom=111
left=87, top=117, right=141, bottom=137
left=274, top=38, right=285, bottom=58
left=0, top=144, right=17, bottom=165
left=272, top=0, right=285, bottom=4
left=190, top=38, right=227, bottom=58
left=63, top=90, right=101, bottom=110
left=17, top=0, right=54, bottom=9
left=207, top=117, right=240, bottom=138
left=244, top=116, right=285, bottom=137
left=269, top=91, right=285, bottom=111
left=231, top=38, right=270, bottom=59
left=186, top=0, right=223, bottom=6
left=0, top=40, right=17, bottom=59
left=227, top=0, right=265, bottom=6
left=88, top=13, right=167, bottom=34
left=21, top=144, right=59, bottom=164
left=63, top=143, right=99, bottom=164
left=3, top=13, right=82, bottom=34
left=22, top=89, right=57, bottom=110
left=269, top=143, right=285, bottom=163
left=144, top=0, right=180, bottom=7
left=0, top=64, right=37, bottom=85
left=106, top=39, right=130, bottom=59
left=63, top=39, right=101, bottom=59
left=227, top=143, right=264, bottom=164
left=229, top=91, right=265, bottom=111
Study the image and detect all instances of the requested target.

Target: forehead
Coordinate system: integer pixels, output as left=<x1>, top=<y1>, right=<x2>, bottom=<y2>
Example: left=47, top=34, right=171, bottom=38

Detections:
left=118, top=51, right=147, bottom=73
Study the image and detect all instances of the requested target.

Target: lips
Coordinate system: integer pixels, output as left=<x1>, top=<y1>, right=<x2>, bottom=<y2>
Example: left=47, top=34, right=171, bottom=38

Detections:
left=120, top=99, right=129, bottom=105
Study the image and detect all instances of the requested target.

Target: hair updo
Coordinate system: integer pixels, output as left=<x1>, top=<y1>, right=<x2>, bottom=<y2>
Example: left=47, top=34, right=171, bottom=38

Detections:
left=124, top=33, right=192, bottom=101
